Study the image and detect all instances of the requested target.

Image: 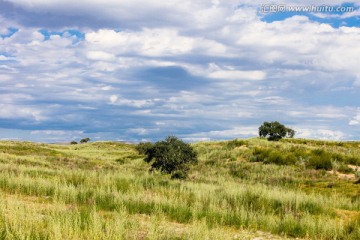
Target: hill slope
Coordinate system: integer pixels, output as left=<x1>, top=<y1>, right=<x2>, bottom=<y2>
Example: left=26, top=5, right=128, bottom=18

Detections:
left=0, top=139, right=359, bottom=239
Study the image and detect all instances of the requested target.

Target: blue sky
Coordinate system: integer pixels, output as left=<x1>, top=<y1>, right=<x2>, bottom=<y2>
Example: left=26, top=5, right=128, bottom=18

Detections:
left=1, top=0, right=360, bottom=142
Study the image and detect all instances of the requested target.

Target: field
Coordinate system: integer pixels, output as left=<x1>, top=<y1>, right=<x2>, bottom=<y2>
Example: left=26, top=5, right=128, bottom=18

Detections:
left=0, top=138, right=359, bottom=239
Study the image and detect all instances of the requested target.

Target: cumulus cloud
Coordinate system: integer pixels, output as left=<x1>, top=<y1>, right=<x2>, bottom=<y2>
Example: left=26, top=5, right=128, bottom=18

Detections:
left=85, top=28, right=228, bottom=57
left=209, top=70, right=266, bottom=81
left=109, top=94, right=156, bottom=108
left=0, top=104, right=46, bottom=121
left=186, top=126, right=259, bottom=140
left=1, top=0, right=239, bottom=29
left=30, top=130, right=83, bottom=136
left=349, top=109, right=360, bottom=125
left=296, top=128, right=348, bottom=140
left=86, top=51, right=116, bottom=61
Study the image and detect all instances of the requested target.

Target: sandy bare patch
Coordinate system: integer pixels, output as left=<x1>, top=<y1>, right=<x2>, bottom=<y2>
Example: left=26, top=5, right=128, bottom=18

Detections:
left=328, top=165, right=359, bottom=180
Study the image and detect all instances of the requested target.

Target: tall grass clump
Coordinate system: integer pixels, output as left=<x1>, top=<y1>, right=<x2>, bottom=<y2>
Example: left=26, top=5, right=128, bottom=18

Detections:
left=306, top=149, right=333, bottom=170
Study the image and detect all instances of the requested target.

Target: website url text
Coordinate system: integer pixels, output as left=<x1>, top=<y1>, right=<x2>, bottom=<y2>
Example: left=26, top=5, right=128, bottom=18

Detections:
left=261, top=5, right=355, bottom=13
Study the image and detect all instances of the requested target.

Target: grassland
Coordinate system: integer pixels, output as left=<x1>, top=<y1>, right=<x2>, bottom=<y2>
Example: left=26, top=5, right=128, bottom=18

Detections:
left=0, top=138, right=359, bottom=239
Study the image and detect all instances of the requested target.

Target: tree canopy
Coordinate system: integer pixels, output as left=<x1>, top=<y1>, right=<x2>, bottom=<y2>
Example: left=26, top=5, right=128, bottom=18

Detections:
left=80, top=138, right=90, bottom=143
left=259, top=121, right=295, bottom=141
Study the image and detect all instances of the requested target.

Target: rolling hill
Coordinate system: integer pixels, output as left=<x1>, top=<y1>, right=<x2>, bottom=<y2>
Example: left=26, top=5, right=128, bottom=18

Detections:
left=0, top=138, right=359, bottom=239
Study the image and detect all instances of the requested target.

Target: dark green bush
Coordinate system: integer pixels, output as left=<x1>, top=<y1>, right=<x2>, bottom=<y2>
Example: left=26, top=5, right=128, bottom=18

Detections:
left=307, top=150, right=332, bottom=170
left=346, top=157, right=359, bottom=165
left=338, top=164, right=353, bottom=174
left=80, top=138, right=90, bottom=144
left=251, top=148, right=297, bottom=166
left=332, top=153, right=344, bottom=162
left=264, top=152, right=297, bottom=165
left=143, top=136, right=197, bottom=178
left=258, top=121, right=295, bottom=141
left=264, top=151, right=284, bottom=165
left=135, top=142, right=154, bottom=155
left=171, top=170, right=188, bottom=179
left=251, top=147, right=271, bottom=162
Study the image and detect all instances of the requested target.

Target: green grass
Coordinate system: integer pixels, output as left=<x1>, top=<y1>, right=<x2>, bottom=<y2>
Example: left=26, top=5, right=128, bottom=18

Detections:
left=0, top=138, right=359, bottom=239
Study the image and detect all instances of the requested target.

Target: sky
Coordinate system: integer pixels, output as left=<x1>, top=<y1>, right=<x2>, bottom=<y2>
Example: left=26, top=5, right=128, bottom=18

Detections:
left=0, top=0, right=360, bottom=143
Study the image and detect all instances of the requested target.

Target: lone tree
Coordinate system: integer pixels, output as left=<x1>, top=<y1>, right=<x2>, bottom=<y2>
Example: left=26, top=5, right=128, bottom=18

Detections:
left=259, top=121, right=295, bottom=141
left=80, top=138, right=90, bottom=144
left=141, top=136, right=197, bottom=179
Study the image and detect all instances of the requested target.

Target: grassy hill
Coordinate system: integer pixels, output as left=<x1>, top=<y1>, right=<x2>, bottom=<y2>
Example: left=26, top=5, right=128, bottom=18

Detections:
left=0, top=138, right=359, bottom=239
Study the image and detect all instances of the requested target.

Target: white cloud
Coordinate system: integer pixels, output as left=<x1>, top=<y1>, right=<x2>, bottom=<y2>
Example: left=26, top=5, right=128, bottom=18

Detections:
left=31, top=130, right=83, bottom=136
left=296, top=128, right=348, bottom=140
left=0, top=55, right=9, bottom=60
left=209, top=70, right=266, bottom=80
left=2, top=0, right=237, bottom=30
left=168, top=91, right=214, bottom=104
left=127, top=128, right=160, bottom=135
left=256, top=96, right=290, bottom=105
left=188, top=126, right=259, bottom=140
left=86, top=51, right=116, bottom=61
left=85, top=28, right=227, bottom=57
left=0, top=74, right=13, bottom=82
left=85, top=29, right=194, bottom=56
left=109, top=95, right=155, bottom=108
left=0, top=104, right=46, bottom=121
left=109, top=95, right=118, bottom=104
left=349, top=109, right=360, bottom=126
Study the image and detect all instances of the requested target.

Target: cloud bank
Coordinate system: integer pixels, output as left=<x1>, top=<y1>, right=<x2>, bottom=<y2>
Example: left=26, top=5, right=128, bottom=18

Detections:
left=0, top=0, right=359, bottom=142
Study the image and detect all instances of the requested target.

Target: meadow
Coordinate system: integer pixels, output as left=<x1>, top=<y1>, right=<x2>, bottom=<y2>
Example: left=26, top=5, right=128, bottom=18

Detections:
left=0, top=138, right=359, bottom=239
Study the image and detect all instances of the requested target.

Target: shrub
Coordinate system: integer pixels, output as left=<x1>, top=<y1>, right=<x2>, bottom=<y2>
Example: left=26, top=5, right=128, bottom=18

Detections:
left=227, top=139, right=247, bottom=149
left=135, top=142, right=154, bottom=155
left=170, top=170, right=188, bottom=179
left=70, top=141, right=78, bottom=145
left=143, top=136, right=198, bottom=178
left=80, top=138, right=90, bottom=144
left=251, top=147, right=271, bottom=162
left=264, top=151, right=284, bottom=165
left=346, top=157, right=359, bottom=165
left=338, top=164, right=353, bottom=174
left=307, top=150, right=332, bottom=170
left=265, top=152, right=297, bottom=165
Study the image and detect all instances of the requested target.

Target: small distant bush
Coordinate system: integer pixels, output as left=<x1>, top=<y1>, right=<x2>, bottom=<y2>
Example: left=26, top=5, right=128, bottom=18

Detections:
left=251, top=148, right=297, bottom=165
left=331, top=153, right=344, bottom=162
left=265, top=153, right=297, bottom=165
left=227, top=139, right=247, bottom=149
left=80, top=138, right=90, bottom=144
left=143, top=136, right=198, bottom=179
left=115, top=158, right=125, bottom=164
left=338, top=164, right=353, bottom=174
left=346, top=157, right=359, bottom=165
left=70, top=141, right=78, bottom=145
